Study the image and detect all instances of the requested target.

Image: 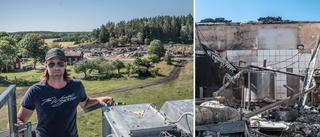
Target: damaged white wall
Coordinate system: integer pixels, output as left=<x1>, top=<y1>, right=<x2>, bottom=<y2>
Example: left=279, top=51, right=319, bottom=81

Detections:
left=226, top=49, right=318, bottom=100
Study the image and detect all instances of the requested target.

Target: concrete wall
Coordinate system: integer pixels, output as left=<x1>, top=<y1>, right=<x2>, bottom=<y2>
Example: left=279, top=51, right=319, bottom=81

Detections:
left=258, top=27, right=298, bottom=50
left=196, top=23, right=320, bottom=51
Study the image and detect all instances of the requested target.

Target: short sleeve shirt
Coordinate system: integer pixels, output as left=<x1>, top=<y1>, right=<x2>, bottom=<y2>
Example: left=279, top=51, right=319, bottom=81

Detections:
left=21, top=79, right=87, bottom=137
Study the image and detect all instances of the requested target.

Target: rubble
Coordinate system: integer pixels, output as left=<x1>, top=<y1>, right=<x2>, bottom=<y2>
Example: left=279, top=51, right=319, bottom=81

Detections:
left=195, top=104, right=240, bottom=125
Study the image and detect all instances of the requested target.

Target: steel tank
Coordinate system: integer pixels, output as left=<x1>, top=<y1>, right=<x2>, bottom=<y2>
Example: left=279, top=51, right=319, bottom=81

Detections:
left=244, top=71, right=275, bottom=102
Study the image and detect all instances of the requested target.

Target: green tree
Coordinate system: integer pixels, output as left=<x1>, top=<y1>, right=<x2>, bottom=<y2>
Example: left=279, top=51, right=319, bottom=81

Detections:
left=0, top=32, right=9, bottom=38
left=18, top=33, right=47, bottom=70
left=132, top=57, right=153, bottom=78
left=0, top=38, right=18, bottom=73
left=147, top=54, right=160, bottom=63
left=114, top=20, right=126, bottom=38
left=144, top=38, right=150, bottom=45
left=74, top=59, right=90, bottom=78
left=109, top=37, right=118, bottom=48
left=13, top=34, right=22, bottom=43
left=180, top=25, right=188, bottom=44
left=131, top=32, right=144, bottom=45
left=147, top=39, right=165, bottom=58
left=100, top=61, right=115, bottom=75
left=125, top=63, right=133, bottom=76
left=91, top=28, right=100, bottom=42
left=164, top=52, right=174, bottom=65
left=134, top=57, right=151, bottom=68
left=111, top=59, right=125, bottom=74
left=84, top=57, right=106, bottom=75
left=170, top=17, right=179, bottom=42
left=99, top=24, right=109, bottom=43
left=106, top=21, right=115, bottom=38
left=162, top=16, right=171, bottom=43
left=132, top=65, right=150, bottom=78
left=118, top=35, right=129, bottom=46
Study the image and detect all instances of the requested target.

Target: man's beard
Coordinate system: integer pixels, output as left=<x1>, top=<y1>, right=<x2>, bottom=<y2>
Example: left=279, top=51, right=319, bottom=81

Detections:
left=50, top=70, right=63, bottom=80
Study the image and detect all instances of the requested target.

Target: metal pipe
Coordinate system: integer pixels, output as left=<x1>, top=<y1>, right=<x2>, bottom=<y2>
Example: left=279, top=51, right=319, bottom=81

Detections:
left=283, top=84, right=295, bottom=108
left=248, top=65, right=304, bottom=78
left=199, top=87, right=204, bottom=99
left=0, top=85, right=16, bottom=109
left=247, top=72, right=251, bottom=110
left=283, top=84, right=296, bottom=93
left=241, top=77, right=244, bottom=108
left=23, top=122, right=32, bottom=137
left=228, top=79, right=316, bottom=122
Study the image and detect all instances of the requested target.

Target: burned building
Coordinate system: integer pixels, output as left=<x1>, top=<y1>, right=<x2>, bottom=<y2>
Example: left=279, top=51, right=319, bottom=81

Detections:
left=195, top=20, right=320, bottom=136
left=196, top=21, right=320, bottom=99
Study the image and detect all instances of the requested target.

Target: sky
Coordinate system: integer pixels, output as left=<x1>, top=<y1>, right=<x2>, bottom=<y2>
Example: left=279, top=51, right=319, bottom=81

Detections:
left=196, top=0, right=320, bottom=23
left=0, top=0, right=193, bottom=32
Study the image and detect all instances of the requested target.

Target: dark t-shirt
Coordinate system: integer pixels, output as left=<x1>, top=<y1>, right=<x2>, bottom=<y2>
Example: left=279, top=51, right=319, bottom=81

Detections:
left=21, top=79, right=88, bottom=137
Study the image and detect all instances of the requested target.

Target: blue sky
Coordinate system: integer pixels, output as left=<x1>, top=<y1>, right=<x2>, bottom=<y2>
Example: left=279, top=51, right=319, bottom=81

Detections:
left=0, top=0, right=193, bottom=32
left=196, top=0, right=320, bottom=23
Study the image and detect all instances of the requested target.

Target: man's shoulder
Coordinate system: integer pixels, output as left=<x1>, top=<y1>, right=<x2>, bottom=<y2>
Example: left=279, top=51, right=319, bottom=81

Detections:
left=69, top=79, right=82, bottom=83
left=31, top=81, right=46, bottom=88
left=27, top=81, right=46, bottom=92
left=68, top=79, right=83, bottom=86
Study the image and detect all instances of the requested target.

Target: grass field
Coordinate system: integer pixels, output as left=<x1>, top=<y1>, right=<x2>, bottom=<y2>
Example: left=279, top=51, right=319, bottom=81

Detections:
left=44, top=38, right=76, bottom=48
left=0, top=59, right=194, bottom=136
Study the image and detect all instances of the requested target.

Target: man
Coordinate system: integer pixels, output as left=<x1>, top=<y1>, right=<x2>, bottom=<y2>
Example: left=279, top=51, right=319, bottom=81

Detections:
left=17, top=48, right=113, bottom=137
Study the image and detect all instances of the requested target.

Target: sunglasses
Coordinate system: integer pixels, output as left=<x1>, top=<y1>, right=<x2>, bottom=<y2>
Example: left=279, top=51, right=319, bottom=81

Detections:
left=47, top=61, right=65, bottom=68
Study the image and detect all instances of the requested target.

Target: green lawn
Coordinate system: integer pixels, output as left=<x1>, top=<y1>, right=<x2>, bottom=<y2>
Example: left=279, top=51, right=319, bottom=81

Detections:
left=0, top=60, right=194, bottom=137
left=77, top=60, right=193, bottom=137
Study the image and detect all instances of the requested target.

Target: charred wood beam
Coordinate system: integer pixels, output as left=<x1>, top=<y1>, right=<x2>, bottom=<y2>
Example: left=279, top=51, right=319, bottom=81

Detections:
left=201, top=43, right=238, bottom=73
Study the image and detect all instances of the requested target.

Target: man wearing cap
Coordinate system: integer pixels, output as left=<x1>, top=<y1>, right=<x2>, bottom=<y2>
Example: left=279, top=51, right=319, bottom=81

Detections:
left=16, top=48, right=114, bottom=137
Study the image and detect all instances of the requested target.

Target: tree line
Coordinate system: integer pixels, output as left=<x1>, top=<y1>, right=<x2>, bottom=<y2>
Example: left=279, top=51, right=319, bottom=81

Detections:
left=8, top=14, right=193, bottom=46
left=91, top=14, right=193, bottom=46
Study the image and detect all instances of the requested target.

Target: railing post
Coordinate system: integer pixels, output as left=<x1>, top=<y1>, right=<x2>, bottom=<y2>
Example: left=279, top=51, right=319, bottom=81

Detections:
left=24, top=122, right=32, bottom=137
left=7, top=85, right=18, bottom=137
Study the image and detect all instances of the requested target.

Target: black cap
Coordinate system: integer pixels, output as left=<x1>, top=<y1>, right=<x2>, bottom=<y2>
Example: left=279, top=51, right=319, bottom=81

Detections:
left=45, top=48, right=66, bottom=61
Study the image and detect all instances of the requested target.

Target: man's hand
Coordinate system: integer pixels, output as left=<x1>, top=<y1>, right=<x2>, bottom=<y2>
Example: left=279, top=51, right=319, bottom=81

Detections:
left=7, top=119, right=25, bottom=136
left=96, top=96, right=114, bottom=106
left=80, top=96, right=114, bottom=109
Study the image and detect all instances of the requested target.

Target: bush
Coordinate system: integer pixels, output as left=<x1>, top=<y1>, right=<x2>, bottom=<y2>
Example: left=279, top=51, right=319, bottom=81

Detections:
left=132, top=66, right=151, bottom=78
left=150, top=68, right=160, bottom=76
left=164, top=52, right=174, bottom=65
left=147, top=54, right=160, bottom=63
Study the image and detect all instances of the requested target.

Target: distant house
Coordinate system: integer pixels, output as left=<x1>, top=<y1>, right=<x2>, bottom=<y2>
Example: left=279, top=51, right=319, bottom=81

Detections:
left=2, top=58, right=21, bottom=71
left=65, top=51, right=84, bottom=64
left=13, top=58, right=21, bottom=69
